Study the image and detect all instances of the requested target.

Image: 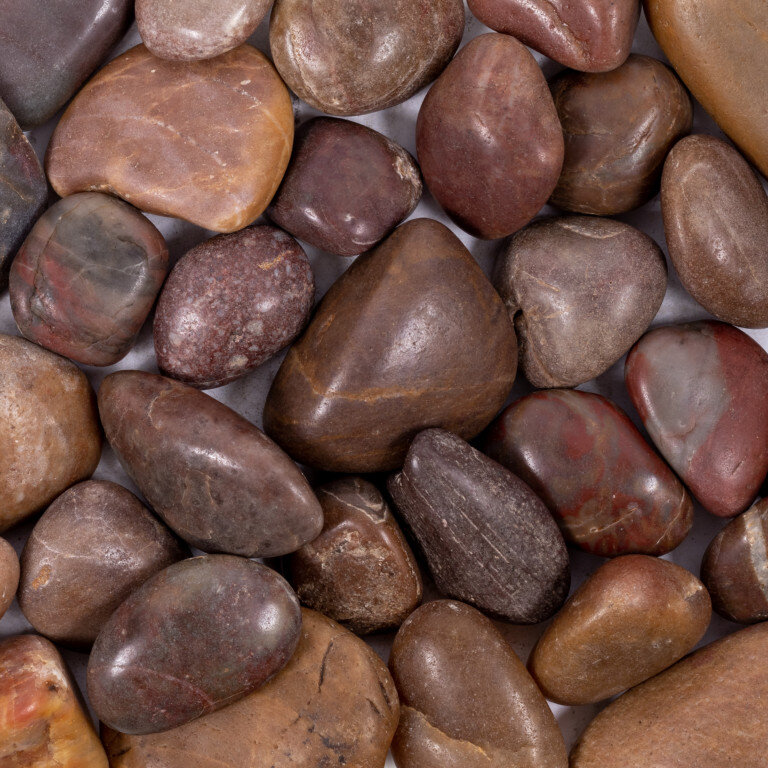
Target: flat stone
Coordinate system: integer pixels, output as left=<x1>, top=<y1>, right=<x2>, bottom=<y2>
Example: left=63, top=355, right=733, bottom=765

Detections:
left=626, top=321, right=768, bottom=517
left=550, top=55, right=692, bottom=215
left=46, top=44, right=293, bottom=233
left=388, top=429, right=569, bottom=623
left=88, top=555, right=301, bottom=735
left=18, top=480, right=187, bottom=649
left=483, top=390, right=693, bottom=557
left=269, top=0, right=464, bottom=116
left=0, top=538, right=19, bottom=621
left=0, top=334, right=101, bottom=532
left=288, top=477, right=423, bottom=635
left=10, top=193, right=168, bottom=366
left=417, top=33, right=563, bottom=239
left=102, top=608, right=399, bottom=767
left=268, top=117, right=422, bottom=256
left=263, top=218, right=517, bottom=473
left=390, top=600, right=568, bottom=768
left=154, top=226, right=314, bottom=389
left=98, top=370, right=323, bottom=556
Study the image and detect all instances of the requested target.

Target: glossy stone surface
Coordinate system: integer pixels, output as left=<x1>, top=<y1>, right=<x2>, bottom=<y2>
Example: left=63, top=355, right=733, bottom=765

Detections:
left=264, top=219, right=517, bottom=473
left=18, top=480, right=187, bottom=648
left=154, top=226, right=314, bottom=389
left=98, top=371, right=323, bottom=556
left=10, top=193, right=169, bottom=366
left=417, top=34, right=563, bottom=239
left=0, top=537, right=19, bottom=621
left=388, top=429, right=569, bottom=624
left=0, top=634, right=107, bottom=766
left=550, top=55, right=692, bottom=215
left=626, top=321, right=768, bottom=518
left=483, top=390, right=693, bottom=557
left=390, top=600, right=568, bottom=768
left=494, top=216, right=666, bottom=388
left=0, top=0, right=132, bottom=129
left=46, top=45, right=293, bottom=233
left=268, top=117, right=422, bottom=257
left=289, top=477, right=422, bottom=635
left=102, top=608, right=398, bottom=767
left=88, top=555, right=301, bottom=735
left=269, top=0, right=464, bottom=116
left=571, top=622, right=768, bottom=768
left=645, top=0, right=768, bottom=178
left=0, top=334, right=101, bottom=532
left=662, top=134, right=768, bottom=328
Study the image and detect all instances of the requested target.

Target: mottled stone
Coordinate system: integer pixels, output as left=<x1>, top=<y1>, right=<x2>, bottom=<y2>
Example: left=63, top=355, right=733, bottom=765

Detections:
left=10, top=193, right=168, bottom=366
left=388, top=429, right=569, bottom=623
left=18, top=480, right=187, bottom=649
left=390, top=600, right=568, bottom=768
left=102, top=608, right=398, bottom=767
left=88, top=555, right=301, bottom=735
left=550, top=55, right=692, bottom=215
left=289, top=477, right=422, bottom=635
left=98, top=371, right=323, bottom=556
left=154, top=226, right=314, bottom=389
left=46, top=45, right=293, bottom=233
left=268, top=117, right=422, bottom=257
left=269, top=0, right=464, bottom=116
left=0, top=537, right=19, bottom=621
left=483, top=390, right=693, bottom=557
left=626, top=321, right=768, bottom=517
left=0, top=334, right=101, bottom=532
left=417, top=34, right=564, bottom=239
left=264, top=219, right=517, bottom=473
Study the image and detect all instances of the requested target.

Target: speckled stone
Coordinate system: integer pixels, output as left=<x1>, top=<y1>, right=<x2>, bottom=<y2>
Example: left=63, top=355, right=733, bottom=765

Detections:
left=0, top=538, right=19, bottom=621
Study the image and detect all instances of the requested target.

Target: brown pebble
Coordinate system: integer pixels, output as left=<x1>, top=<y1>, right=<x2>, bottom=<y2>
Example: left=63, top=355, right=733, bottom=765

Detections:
left=0, top=538, right=19, bottom=622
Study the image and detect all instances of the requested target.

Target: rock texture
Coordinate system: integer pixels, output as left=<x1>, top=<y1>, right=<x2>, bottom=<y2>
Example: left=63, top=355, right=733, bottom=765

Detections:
left=0, top=538, right=19, bottom=621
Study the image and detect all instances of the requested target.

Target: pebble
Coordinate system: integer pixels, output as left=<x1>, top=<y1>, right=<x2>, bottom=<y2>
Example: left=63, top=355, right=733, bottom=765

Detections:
left=0, top=538, right=19, bottom=622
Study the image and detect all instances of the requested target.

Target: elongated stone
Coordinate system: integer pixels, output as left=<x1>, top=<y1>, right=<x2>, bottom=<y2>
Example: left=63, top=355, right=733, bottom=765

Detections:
left=0, top=537, right=19, bottom=621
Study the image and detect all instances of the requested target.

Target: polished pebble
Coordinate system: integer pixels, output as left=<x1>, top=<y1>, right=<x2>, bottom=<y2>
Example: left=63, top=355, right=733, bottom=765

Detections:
left=0, top=538, right=19, bottom=622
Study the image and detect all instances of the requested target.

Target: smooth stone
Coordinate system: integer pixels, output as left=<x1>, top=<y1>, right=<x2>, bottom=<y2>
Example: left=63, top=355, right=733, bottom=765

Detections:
left=0, top=0, right=132, bottom=129
left=417, top=33, right=564, bottom=240
left=10, top=193, right=169, bottom=366
left=154, top=226, right=314, bottom=389
left=494, top=216, right=667, bottom=388
left=46, top=44, right=293, bottom=233
left=0, top=634, right=108, bottom=766
left=0, top=537, right=19, bottom=621
left=571, top=622, right=768, bottom=767
left=18, top=480, right=187, bottom=648
left=288, top=477, right=423, bottom=635
left=269, top=0, right=464, bottom=116
left=0, top=334, right=101, bottom=532
left=102, top=608, right=399, bottom=767
left=390, top=600, right=568, bottom=768
left=388, top=429, right=569, bottom=623
left=662, top=134, right=768, bottom=328
left=263, top=218, right=517, bottom=473
left=98, top=370, right=323, bottom=556
left=268, top=117, right=422, bottom=257
left=88, top=555, right=301, bottom=735
left=645, top=0, right=768, bottom=178
left=550, top=55, right=692, bottom=215
left=626, top=321, right=768, bottom=517
left=483, top=390, right=693, bottom=557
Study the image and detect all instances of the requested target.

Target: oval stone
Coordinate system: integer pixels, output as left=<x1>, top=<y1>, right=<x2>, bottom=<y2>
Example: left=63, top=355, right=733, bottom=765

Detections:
left=0, top=538, right=19, bottom=621
left=417, top=33, right=564, bottom=239
left=10, top=193, right=169, bottom=367
left=388, top=429, right=569, bottom=623
left=626, top=321, right=768, bottom=517
left=268, top=117, right=423, bottom=257
left=18, top=480, right=187, bottom=649
left=154, top=226, right=314, bottom=389
left=46, top=44, right=293, bottom=233
left=88, top=555, right=301, bottom=735
left=98, top=371, right=323, bottom=556
left=390, top=600, right=568, bottom=768
left=662, top=134, right=768, bottom=328
left=550, top=55, right=692, bottom=215
left=483, top=390, right=693, bottom=557
left=269, top=0, right=464, bottom=116
left=263, top=218, right=518, bottom=473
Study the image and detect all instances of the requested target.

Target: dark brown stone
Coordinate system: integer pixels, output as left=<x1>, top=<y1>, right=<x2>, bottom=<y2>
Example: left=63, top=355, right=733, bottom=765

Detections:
left=0, top=537, right=19, bottom=621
